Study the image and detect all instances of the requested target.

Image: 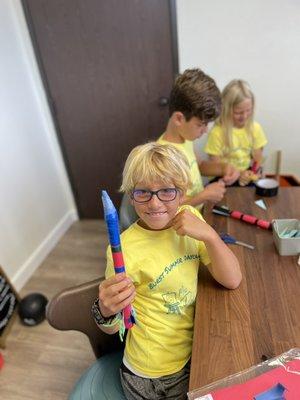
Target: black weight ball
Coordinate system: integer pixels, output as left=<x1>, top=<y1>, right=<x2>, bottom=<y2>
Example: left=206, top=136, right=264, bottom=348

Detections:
left=18, top=293, right=48, bottom=326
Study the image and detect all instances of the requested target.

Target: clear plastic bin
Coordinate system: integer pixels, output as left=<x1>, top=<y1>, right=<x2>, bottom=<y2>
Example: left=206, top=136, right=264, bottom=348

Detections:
left=272, top=219, right=300, bottom=256
left=188, top=348, right=300, bottom=399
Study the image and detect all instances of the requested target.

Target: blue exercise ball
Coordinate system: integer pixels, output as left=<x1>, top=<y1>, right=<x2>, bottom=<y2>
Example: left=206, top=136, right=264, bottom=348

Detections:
left=18, top=293, right=48, bottom=326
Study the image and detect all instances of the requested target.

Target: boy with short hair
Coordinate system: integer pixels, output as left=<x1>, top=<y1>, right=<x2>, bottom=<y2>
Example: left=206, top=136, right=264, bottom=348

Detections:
left=93, top=142, right=242, bottom=400
left=157, top=68, right=240, bottom=208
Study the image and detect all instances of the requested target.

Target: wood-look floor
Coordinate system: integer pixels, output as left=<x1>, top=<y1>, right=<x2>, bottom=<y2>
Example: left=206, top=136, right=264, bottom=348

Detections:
left=0, top=220, right=108, bottom=400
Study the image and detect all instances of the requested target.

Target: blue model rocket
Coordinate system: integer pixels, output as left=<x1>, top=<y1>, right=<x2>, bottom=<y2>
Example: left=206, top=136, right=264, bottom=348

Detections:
left=101, top=191, right=136, bottom=339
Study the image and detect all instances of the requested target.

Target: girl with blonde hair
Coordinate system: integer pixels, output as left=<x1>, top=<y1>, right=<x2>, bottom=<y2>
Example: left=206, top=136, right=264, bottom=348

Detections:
left=204, top=79, right=267, bottom=186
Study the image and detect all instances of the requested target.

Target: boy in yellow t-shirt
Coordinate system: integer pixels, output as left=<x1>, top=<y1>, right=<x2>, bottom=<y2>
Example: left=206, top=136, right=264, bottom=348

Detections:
left=94, top=142, right=242, bottom=400
left=204, top=79, right=267, bottom=186
left=157, top=68, right=240, bottom=209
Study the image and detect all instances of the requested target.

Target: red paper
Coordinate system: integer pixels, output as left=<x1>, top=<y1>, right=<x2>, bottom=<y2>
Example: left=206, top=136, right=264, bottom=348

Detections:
left=208, top=360, right=300, bottom=399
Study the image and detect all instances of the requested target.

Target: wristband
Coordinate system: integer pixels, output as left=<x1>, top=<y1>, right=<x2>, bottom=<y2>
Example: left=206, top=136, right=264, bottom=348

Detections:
left=91, top=298, right=118, bottom=326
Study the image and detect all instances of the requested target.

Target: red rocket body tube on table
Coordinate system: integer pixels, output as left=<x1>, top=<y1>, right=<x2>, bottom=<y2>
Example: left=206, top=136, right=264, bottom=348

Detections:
left=213, top=205, right=272, bottom=230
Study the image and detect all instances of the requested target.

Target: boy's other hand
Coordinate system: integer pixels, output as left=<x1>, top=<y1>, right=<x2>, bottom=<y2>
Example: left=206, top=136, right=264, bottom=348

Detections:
left=98, top=273, right=135, bottom=317
left=202, top=180, right=226, bottom=204
left=172, top=209, right=218, bottom=242
left=222, top=164, right=240, bottom=186
left=239, top=170, right=255, bottom=186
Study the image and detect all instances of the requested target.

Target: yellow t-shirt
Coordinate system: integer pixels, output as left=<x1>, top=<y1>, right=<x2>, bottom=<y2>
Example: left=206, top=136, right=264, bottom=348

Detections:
left=157, top=135, right=204, bottom=199
left=105, top=205, right=210, bottom=377
left=204, top=121, right=267, bottom=170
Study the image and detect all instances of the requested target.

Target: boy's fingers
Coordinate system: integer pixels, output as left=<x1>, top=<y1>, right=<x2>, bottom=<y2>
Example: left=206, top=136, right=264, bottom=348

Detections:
left=117, top=291, right=136, bottom=312
left=109, top=288, right=136, bottom=314
left=100, top=273, right=127, bottom=289
left=99, top=275, right=133, bottom=304
left=107, top=279, right=133, bottom=296
left=172, top=210, right=187, bottom=224
left=171, top=219, right=181, bottom=230
left=99, top=281, right=135, bottom=312
left=113, top=285, right=135, bottom=305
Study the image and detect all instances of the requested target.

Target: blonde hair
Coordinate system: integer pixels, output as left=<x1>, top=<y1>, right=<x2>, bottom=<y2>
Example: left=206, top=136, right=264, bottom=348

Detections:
left=218, top=79, right=255, bottom=152
left=120, top=142, right=191, bottom=194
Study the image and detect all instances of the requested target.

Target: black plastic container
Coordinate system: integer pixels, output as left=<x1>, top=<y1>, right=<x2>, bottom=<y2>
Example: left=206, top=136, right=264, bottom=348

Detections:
left=255, top=178, right=279, bottom=197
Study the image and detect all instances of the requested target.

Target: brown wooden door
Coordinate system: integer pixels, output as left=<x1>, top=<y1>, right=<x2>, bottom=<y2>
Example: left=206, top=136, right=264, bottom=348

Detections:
left=22, top=0, right=177, bottom=218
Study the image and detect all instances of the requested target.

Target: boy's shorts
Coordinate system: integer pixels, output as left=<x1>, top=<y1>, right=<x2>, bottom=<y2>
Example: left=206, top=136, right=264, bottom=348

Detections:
left=120, top=361, right=190, bottom=400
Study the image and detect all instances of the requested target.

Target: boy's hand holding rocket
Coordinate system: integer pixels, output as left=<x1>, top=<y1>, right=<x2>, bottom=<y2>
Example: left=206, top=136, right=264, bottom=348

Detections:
left=101, top=190, right=136, bottom=339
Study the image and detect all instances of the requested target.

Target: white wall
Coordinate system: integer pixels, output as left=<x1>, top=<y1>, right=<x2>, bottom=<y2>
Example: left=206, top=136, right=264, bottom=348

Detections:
left=0, top=1, right=78, bottom=290
left=176, top=0, right=300, bottom=177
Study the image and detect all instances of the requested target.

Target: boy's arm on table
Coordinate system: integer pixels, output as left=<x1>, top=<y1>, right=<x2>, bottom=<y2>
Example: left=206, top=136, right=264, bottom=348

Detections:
left=172, top=209, right=242, bottom=290
left=96, top=273, right=136, bottom=334
left=197, top=152, right=240, bottom=185
left=205, top=236, right=242, bottom=289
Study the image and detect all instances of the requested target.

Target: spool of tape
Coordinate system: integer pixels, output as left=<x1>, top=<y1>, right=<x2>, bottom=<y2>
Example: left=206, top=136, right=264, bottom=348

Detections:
left=255, top=178, right=279, bottom=197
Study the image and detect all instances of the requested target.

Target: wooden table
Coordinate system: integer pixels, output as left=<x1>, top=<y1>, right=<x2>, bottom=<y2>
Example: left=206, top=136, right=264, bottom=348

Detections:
left=189, top=187, right=300, bottom=391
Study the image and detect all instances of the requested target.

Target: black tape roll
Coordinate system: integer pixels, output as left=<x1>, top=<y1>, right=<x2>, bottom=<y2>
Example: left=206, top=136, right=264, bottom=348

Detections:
left=255, top=178, right=279, bottom=197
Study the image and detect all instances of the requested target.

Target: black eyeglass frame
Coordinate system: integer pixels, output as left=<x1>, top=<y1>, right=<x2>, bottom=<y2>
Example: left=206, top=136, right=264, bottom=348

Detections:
left=130, top=188, right=179, bottom=203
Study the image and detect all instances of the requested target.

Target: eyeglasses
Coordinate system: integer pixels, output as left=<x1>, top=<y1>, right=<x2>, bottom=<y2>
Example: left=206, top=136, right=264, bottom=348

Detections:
left=131, top=188, right=179, bottom=203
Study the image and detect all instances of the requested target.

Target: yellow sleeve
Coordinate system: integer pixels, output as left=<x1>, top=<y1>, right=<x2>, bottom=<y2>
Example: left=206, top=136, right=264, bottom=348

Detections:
left=204, top=124, right=224, bottom=156
left=197, top=238, right=211, bottom=267
left=183, top=204, right=205, bottom=221
left=253, top=122, right=268, bottom=149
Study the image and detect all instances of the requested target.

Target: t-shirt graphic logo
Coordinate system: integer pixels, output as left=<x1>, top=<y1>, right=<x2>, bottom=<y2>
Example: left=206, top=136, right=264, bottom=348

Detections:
left=162, top=287, right=192, bottom=315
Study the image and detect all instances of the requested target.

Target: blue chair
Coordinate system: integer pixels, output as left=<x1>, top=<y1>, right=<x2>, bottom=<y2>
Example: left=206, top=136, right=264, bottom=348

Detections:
left=46, top=278, right=126, bottom=399
left=69, top=351, right=125, bottom=399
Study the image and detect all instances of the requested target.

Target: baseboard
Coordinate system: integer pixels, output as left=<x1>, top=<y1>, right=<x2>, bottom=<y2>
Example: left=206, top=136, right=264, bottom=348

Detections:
left=12, top=209, right=78, bottom=291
